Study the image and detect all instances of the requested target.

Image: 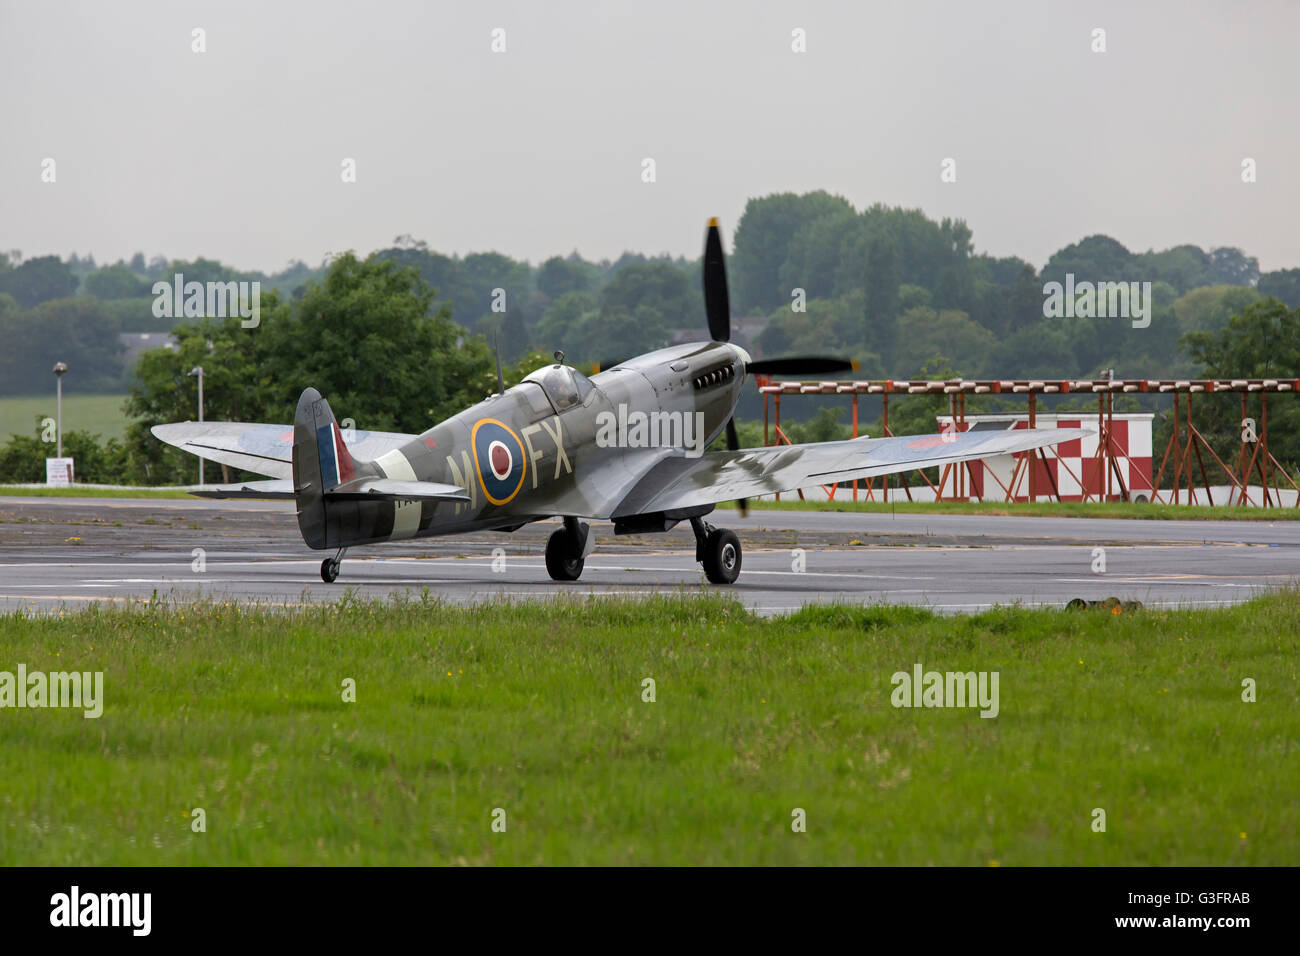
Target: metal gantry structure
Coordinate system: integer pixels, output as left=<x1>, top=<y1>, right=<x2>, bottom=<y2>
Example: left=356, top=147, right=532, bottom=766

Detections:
left=755, top=376, right=1300, bottom=507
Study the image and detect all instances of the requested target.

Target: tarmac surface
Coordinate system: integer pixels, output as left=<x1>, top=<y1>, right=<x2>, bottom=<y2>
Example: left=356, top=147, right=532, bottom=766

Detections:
left=1, top=495, right=1297, bottom=615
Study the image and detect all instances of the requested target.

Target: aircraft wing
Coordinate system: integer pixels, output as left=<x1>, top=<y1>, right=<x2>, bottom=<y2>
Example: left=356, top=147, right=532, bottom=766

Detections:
left=611, top=427, right=1090, bottom=517
left=151, top=421, right=416, bottom=480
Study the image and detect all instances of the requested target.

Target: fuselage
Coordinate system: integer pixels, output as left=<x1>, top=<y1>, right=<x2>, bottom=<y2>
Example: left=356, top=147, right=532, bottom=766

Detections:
left=310, top=341, right=750, bottom=549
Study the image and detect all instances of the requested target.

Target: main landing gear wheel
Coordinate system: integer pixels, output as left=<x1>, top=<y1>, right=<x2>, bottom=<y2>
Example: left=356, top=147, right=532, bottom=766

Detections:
left=702, top=529, right=742, bottom=584
left=320, top=548, right=346, bottom=583
left=691, top=517, right=742, bottom=584
left=545, top=527, right=585, bottom=581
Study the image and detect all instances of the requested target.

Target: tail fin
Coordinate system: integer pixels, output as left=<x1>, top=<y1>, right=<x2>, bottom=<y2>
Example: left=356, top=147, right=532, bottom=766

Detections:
left=292, top=387, right=353, bottom=549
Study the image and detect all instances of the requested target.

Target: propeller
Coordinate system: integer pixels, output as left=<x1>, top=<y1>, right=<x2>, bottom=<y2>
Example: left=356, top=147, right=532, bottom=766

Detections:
left=703, top=219, right=858, bottom=376
left=703, top=218, right=862, bottom=517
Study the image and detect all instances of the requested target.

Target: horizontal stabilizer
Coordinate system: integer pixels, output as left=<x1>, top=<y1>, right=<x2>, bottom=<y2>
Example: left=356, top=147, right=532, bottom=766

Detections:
left=190, top=479, right=295, bottom=500
left=324, top=477, right=470, bottom=502
left=152, top=421, right=416, bottom=481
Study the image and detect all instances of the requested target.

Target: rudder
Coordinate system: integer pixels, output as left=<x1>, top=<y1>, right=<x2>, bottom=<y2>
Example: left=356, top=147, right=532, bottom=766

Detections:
left=293, top=387, right=355, bottom=549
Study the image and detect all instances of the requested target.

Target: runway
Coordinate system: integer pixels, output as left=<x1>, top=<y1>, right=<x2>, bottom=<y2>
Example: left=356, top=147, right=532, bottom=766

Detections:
left=1, top=495, right=1296, bottom=615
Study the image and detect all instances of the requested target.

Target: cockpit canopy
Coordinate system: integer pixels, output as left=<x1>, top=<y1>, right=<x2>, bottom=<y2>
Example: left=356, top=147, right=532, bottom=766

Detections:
left=521, top=364, right=596, bottom=414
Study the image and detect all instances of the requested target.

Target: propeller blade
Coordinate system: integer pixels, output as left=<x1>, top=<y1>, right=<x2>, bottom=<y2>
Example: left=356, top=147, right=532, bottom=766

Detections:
left=725, top=417, right=748, bottom=518
left=703, top=217, right=731, bottom=343
left=725, top=417, right=740, bottom=450
left=746, top=356, right=860, bottom=376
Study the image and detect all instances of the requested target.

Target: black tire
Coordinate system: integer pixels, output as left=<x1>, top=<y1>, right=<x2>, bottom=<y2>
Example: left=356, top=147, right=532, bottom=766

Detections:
left=702, top=529, right=742, bottom=584
left=545, top=528, right=584, bottom=581
left=320, top=558, right=339, bottom=583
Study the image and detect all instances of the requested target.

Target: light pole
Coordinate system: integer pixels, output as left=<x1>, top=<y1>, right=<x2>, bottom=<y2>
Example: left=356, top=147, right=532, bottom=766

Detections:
left=187, top=366, right=205, bottom=485
left=52, top=362, right=67, bottom=458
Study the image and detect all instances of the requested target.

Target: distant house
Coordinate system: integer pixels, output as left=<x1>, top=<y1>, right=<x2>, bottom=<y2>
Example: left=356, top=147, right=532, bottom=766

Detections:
left=118, top=332, right=177, bottom=370
left=669, top=315, right=770, bottom=355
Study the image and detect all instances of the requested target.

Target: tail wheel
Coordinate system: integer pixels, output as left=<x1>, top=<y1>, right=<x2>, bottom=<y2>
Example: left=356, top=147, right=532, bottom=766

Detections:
left=320, top=558, right=340, bottom=583
left=702, top=529, right=742, bottom=584
left=545, top=527, right=585, bottom=581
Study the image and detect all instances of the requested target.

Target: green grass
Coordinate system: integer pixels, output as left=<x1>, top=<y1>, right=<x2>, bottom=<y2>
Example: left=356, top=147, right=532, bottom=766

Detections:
left=1, top=591, right=1295, bottom=865
left=721, top=497, right=1300, bottom=520
left=0, top=486, right=195, bottom=499
left=0, top=393, right=128, bottom=442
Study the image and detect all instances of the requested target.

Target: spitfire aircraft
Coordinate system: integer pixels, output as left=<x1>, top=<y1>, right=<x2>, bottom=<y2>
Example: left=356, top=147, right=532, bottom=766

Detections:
left=154, top=220, right=1086, bottom=585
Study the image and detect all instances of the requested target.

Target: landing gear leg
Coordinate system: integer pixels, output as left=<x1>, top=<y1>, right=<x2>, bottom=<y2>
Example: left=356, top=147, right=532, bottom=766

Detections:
left=545, top=518, right=591, bottom=582
left=321, top=547, right=347, bottom=583
left=691, top=516, right=742, bottom=584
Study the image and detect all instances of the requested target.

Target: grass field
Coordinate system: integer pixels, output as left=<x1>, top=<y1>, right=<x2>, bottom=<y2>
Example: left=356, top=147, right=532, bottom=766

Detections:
left=0, top=394, right=128, bottom=442
left=0, top=485, right=195, bottom=499
left=1, top=591, right=1295, bottom=865
left=722, top=498, right=1300, bottom=521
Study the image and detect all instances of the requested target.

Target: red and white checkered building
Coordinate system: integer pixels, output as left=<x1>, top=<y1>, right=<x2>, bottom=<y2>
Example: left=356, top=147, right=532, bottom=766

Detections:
left=934, top=413, right=1154, bottom=502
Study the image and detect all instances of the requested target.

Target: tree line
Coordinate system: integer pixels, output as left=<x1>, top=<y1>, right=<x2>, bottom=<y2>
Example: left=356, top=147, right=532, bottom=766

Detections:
left=3, top=190, right=1299, bottom=483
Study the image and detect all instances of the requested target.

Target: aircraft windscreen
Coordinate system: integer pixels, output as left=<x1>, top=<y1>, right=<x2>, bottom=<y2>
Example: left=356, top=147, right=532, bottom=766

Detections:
left=529, top=365, right=592, bottom=412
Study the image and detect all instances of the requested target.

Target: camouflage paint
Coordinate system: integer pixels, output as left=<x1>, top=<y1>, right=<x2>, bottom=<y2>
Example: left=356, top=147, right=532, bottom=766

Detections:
left=294, top=342, right=748, bottom=551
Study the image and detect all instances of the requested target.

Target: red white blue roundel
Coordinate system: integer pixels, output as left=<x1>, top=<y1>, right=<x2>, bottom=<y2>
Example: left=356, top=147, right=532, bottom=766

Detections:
left=471, top=418, right=527, bottom=505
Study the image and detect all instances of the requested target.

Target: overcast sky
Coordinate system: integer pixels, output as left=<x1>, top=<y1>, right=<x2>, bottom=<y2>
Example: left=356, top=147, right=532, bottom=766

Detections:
left=2, top=0, right=1296, bottom=273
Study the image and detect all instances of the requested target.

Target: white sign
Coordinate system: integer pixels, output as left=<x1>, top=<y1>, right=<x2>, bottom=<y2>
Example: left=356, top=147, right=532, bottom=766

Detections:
left=45, top=458, right=74, bottom=486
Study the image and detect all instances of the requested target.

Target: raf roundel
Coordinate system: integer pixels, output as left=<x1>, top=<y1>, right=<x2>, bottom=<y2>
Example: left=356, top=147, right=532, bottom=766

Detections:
left=471, top=418, right=528, bottom=505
